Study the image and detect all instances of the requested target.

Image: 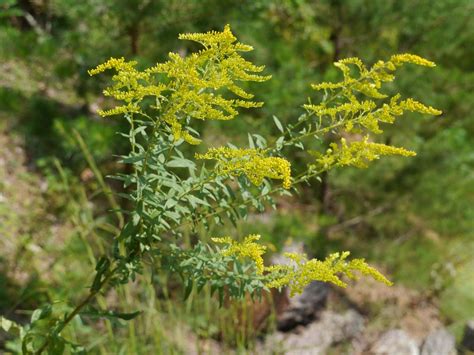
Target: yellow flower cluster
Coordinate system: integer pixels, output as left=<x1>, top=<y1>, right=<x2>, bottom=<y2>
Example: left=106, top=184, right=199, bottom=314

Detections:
left=399, top=98, right=442, bottom=115
left=196, top=147, right=292, bottom=189
left=389, top=53, right=436, bottom=67
left=97, top=104, right=141, bottom=117
left=178, top=24, right=254, bottom=53
left=314, top=136, right=416, bottom=169
left=146, top=25, right=270, bottom=144
left=212, top=234, right=267, bottom=274
left=344, top=95, right=441, bottom=135
left=211, top=234, right=392, bottom=294
left=89, top=57, right=153, bottom=117
left=311, top=53, right=438, bottom=95
left=88, top=57, right=138, bottom=76
left=103, top=84, right=166, bottom=103
left=89, top=25, right=270, bottom=144
left=349, top=94, right=402, bottom=133
left=305, top=54, right=441, bottom=141
left=266, top=251, right=392, bottom=296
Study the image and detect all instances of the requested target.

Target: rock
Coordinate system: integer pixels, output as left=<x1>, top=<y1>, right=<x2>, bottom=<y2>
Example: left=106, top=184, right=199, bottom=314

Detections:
left=271, top=242, right=330, bottom=331
left=371, top=329, right=420, bottom=355
left=277, top=281, right=330, bottom=331
left=263, top=310, right=364, bottom=354
left=421, top=328, right=456, bottom=355
left=461, top=320, right=474, bottom=351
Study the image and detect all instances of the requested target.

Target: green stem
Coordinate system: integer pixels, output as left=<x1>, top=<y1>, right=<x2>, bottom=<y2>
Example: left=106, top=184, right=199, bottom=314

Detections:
left=37, top=267, right=118, bottom=354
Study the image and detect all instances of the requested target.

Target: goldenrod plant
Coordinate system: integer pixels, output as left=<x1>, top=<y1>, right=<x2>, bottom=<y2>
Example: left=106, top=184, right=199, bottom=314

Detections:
left=1, top=25, right=441, bottom=353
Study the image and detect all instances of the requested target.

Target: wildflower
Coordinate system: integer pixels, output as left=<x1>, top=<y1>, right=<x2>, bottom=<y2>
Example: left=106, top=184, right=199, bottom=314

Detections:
left=89, top=25, right=270, bottom=143
left=148, top=24, right=270, bottom=142
left=313, top=136, right=416, bottom=170
left=266, top=251, right=392, bottom=296
left=400, top=98, right=442, bottom=115
left=213, top=234, right=267, bottom=274
left=88, top=57, right=138, bottom=76
left=389, top=54, right=436, bottom=67
left=306, top=54, right=441, bottom=139
left=98, top=103, right=141, bottom=117
left=196, top=147, right=292, bottom=188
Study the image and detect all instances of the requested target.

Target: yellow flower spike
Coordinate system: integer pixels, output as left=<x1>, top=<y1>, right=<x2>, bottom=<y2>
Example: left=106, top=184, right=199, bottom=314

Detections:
left=88, top=57, right=138, bottom=76
left=178, top=24, right=237, bottom=48
left=103, top=84, right=166, bottom=103
left=311, top=82, right=345, bottom=91
left=213, top=234, right=267, bottom=274
left=309, top=54, right=440, bottom=117
left=314, top=136, right=416, bottom=170
left=265, top=251, right=392, bottom=296
left=400, top=98, right=443, bottom=116
left=98, top=103, right=141, bottom=117
left=389, top=53, right=436, bottom=67
left=337, top=57, right=369, bottom=75
left=196, top=147, right=292, bottom=189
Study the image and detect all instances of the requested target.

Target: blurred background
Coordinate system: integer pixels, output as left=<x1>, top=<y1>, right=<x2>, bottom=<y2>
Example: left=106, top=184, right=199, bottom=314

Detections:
left=0, top=0, right=473, bottom=353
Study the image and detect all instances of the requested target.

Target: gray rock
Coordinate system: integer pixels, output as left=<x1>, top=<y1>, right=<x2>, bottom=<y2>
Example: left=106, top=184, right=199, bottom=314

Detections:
left=277, top=281, right=330, bottom=331
left=461, top=320, right=474, bottom=351
left=371, top=329, right=420, bottom=355
left=263, top=310, right=364, bottom=354
left=421, top=328, right=456, bottom=355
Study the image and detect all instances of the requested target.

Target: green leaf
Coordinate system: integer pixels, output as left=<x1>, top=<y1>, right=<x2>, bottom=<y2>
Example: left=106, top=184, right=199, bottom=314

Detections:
left=187, top=195, right=211, bottom=208
left=295, top=141, right=305, bottom=150
left=253, top=134, right=267, bottom=148
left=297, top=113, right=307, bottom=122
left=120, top=154, right=145, bottom=164
left=81, top=307, right=141, bottom=321
left=132, top=212, right=141, bottom=226
left=31, top=304, right=52, bottom=323
left=132, top=125, right=148, bottom=136
left=276, top=136, right=285, bottom=150
left=166, top=158, right=196, bottom=170
left=273, top=115, right=284, bottom=133
left=92, top=257, right=111, bottom=291
left=118, top=221, right=136, bottom=242
left=164, top=199, right=178, bottom=209
left=248, top=133, right=255, bottom=148
left=0, top=316, right=23, bottom=337
left=183, top=279, right=193, bottom=300
left=95, top=256, right=110, bottom=273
